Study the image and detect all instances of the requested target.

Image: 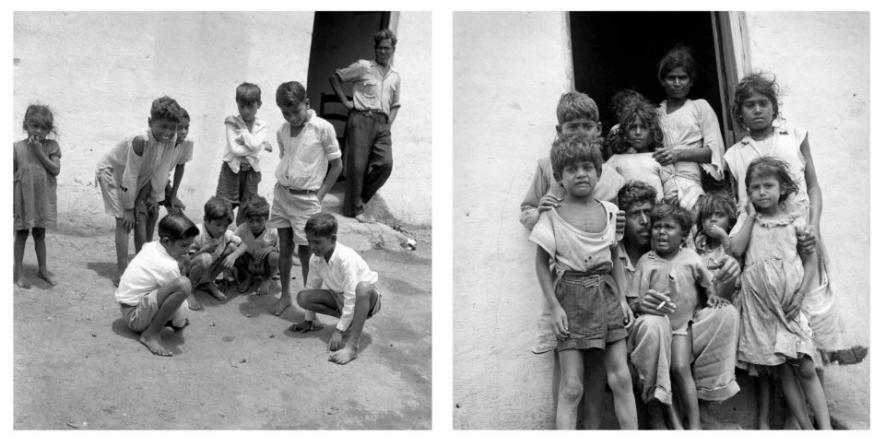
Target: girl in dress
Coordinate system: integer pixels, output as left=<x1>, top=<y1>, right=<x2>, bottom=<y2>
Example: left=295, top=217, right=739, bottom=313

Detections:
left=723, top=72, right=866, bottom=366
left=14, top=104, right=61, bottom=288
left=605, top=97, right=676, bottom=201
left=654, top=45, right=726, bottom=210
left=729, top=156, right=830, bottom=429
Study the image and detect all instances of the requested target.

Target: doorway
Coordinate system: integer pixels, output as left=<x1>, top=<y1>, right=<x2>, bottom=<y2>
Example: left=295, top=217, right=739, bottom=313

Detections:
left=568, top=11, right=743, bottom=147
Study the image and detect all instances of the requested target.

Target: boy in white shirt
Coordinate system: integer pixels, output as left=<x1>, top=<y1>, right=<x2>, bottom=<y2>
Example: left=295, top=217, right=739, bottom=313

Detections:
left=115, top=214, right=199, bottom=357
left=287, top=213, right=381, bottom=365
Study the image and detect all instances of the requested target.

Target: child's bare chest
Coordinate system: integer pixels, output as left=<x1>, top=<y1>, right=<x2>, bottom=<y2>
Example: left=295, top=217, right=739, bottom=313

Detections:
left=558, top=203, right=607, bottom=233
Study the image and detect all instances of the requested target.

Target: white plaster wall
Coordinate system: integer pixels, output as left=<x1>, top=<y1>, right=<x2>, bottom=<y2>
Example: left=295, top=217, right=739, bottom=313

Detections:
left=381, top=12, right=433, bottom=226
left=453, top=11, right=870, bottom=429
left=745, top=11, right=870, bottom=427
left=453, top=11, right=572, bottom=429
left=13, top=11, right=431, bottom=230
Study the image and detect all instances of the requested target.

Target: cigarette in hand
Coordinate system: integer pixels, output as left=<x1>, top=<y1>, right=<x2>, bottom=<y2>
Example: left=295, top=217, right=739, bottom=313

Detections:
left=656, top=301, right=667, bottom=310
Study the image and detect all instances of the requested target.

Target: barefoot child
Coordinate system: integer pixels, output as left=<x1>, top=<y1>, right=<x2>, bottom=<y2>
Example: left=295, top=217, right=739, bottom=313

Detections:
left=289, top=213, right=382, bottom=365
left=141, top=107, right=194, bottom=247
left=14, top=104, right=61, bottom=288
left=115, top=214, right=199, bottom=357
left=268, top=81, right=342, bottom=317
left=233, top=196, right=279, bottom=295
left=628, top=201, right=728, bottom=429
left=729, top=156, right=831, bottom=429
left=723, top=72, right=866, bottom=367
left=96, top=96, right=185, bottom=285
left=217, top=82, right=272, bottom=226
left=186, top=196, right=245, bottom=310
left=530, top=133, right=637, bottom=429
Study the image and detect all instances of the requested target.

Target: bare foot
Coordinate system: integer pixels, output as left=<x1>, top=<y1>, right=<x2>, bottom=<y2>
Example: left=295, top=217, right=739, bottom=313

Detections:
left=287, top=320, right=322, bottom=333
left=269, top=294, right=291, bottom=316
left=256, top=278, right=272, bottom=295
left=14, top=274, right=31, bottom=289
left=237, top=276, right=254, bottom=294
left=354, top=213, right=374, bottom=223
left=187, top=295, right=204, bottom=311
left=328, top=345, right=358, bottom=364
left=203, top=282, right=226, bottom=301
left=37, top=269, right=58, bottom=286
left=139, top=332, right=172, bottom=356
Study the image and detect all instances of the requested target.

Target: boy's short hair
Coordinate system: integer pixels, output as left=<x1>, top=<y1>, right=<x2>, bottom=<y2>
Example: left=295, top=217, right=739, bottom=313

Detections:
left=694, top=192, right=738, bottom=231
left=157, top=214, right=200, bottom=241
left=549, top=133, right=603, bottom=182
left=179, top=107, right=190, bottom=123
left=275, top=81, right=308, bottom=108
left=374, top=29, right=397, bottom=47
left=203, top=196, right=233, bottom=223
left=236, top=82, right=262, bottom=105
left=150, top=96, right=183, bottom=124
left=304, top=213, right=338, bottom=238
left=241, top=196, right=270, bottom=220
left=556, top=91, right=599, bottom=124
left=650, top=200, right=693, bottom=234
left=618, top=180, right=658, bottom=211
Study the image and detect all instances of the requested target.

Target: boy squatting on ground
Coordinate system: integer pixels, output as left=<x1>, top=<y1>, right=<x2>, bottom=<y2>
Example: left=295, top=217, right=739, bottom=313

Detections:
left=232, top=196, right=279, bottom=295
left=278, top=213, right=382, bottom=365
left=185, top=197, right=246, bottom=310
left=115, top=214, right=199, bottom=357
left=96, top=96, right=187, bottom=286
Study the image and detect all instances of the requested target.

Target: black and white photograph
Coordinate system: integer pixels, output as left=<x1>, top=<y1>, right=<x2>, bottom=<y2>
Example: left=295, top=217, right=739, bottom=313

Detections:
left=453, top=11, right=870, bottom=429
left=11, top=10, right=432, bottom=429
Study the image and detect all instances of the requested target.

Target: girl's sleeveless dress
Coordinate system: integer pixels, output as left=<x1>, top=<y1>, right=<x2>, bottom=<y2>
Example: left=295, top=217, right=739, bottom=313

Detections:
left=657, top=98, right=725, bottom=210
left=14, top=139, right=60, bottom=230
left=724, top=124, right=843, bottom=354
left=735, top=212, right=817, bottom=374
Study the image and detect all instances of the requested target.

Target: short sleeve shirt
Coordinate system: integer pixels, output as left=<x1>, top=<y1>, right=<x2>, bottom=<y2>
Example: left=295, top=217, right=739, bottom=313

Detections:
left=274, top=110, right=342, bottom=190
left=115, top=241, right=181, bottom=306
left=336, top=59, right=401, bottom=116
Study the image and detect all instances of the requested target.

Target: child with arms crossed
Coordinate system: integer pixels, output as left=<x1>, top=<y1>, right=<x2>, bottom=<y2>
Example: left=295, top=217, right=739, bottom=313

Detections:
left=233, top=196, right=280, bottom=295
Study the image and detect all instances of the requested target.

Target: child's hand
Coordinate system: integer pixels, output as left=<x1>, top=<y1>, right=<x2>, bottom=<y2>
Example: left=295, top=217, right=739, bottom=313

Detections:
left=744, top=200, right=757, bottom=218
left=235, top=134, right=245, bottom=145
left=222, top=253, right=238, bottom=270
left=704, top=224, right=729, bottom=241
left=707, top=295, right=730, bottom=309
left=639, top=289, right=675, bottom=316
left=551, top=305, right=569, bottom=339
left=796, top=226, right=817, bottom=258
left=538, top=193, right=561, bottom=213
left=710, top=255, right=741, bottom=284
left=653, top=147, right=679, bottom=165
left=329, top=330, right=345, bottom=352
left=122, top=209, right=136, bottom=230
left=620, top=299, right=635, bottom=329
left=27, top=135, right=43, bottom=148
left=262, top=141, right=272, bottom=152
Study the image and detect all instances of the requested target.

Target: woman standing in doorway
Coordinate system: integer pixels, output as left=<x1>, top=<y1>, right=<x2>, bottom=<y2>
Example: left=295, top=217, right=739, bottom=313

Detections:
left=653, top=45, right=726, bottom=210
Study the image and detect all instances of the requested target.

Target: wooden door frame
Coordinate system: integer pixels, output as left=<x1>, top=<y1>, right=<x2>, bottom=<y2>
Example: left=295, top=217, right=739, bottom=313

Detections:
left=713, top=11, right=752, bottom=147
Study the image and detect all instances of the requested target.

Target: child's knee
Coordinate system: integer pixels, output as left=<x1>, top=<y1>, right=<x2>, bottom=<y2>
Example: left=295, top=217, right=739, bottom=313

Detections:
left=795, top=357, right=818, bottom=380
left=295, top=290, right=309, bottom=307
left=607, top=364, right=633, bottom=392
left=559, top=376, right=584, bottom=403
left=355, top=282, right=375, bottom=300
left=31, top=228, right=46, bottom=240
left=175, top=276, right=192, bottom=295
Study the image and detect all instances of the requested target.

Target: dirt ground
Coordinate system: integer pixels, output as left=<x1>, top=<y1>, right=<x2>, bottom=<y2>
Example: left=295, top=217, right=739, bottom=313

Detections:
left=13, top=224, right=431, bottom=429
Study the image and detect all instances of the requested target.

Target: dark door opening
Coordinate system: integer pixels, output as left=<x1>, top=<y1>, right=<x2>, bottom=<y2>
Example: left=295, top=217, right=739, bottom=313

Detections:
left=569, top=12, right=733, bottom=147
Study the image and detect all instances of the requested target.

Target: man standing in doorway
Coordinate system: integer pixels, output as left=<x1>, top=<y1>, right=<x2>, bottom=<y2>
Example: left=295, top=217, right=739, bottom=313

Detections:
left=330, top=28, right=401, bottom=222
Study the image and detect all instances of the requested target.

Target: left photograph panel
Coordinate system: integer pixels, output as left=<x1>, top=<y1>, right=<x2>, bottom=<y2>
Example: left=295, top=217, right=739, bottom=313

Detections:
left=13, top=11, right=431, bottom=429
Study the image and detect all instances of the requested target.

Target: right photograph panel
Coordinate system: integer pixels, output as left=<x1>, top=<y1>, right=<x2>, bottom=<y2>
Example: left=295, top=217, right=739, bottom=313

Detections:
left=453, top=11, right=869, bottom=429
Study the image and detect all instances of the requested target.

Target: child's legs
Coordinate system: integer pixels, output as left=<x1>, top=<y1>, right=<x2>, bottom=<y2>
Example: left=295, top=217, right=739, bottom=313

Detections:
left=794, top=356, right=831, bottom=429
left=263, top=251, right=280, bottom=277
left=114, top=218, right=131, bottom=278
left=277, top=228, right=294, bottom=299
left=145, top=205, right=159, bottom=243
left=777, top=363, right=813, bottom=429
left=603, top=339, right=638, bottom=429
left=295, top=289, right=341, bottom=318
left=297, top=244, right=311, bottom=285
left=581, top=349, right=607, bottom=429
left=341, top=282, right=379, bottom=347
left=670, top=333, right=700, bottom=429
left=755, top=375, right=771, bottom=429
left=236, top=169, right=261, bottom=227
left=187, top=253, right=214, bottom=286
left=14, top=229, right=28, bottom=272
left=556, top=349, right=585, bottom=429
left=144, top=276, right=192, bottom=335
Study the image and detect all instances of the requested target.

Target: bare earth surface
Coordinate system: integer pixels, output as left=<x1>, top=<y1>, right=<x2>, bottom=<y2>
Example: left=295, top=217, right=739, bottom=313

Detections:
left=13, top=225, right=431, bottom=429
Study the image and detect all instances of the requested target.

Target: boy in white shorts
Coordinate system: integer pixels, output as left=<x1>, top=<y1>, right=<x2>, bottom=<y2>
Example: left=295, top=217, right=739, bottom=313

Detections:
left=115, top=214, right=199, bottom=357
left=268, top=81, right=342, bottom=317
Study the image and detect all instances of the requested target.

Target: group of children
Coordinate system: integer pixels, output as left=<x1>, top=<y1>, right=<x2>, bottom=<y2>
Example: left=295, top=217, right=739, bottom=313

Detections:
left=526, top=69, right=866, bottom=429
left=14, top=80, right=382, bottom=365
